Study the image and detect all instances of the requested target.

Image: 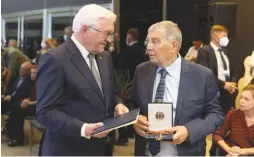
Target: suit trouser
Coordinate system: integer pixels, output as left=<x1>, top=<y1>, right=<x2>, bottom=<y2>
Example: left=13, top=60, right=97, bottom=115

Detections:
left=7, top=105, right=36, bottom=142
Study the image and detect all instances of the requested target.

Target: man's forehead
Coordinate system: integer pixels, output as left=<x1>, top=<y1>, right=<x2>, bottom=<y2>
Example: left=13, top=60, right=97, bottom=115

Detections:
left=147, top=29, right=165, bottom=40
left=96, top=19, right=114, bottom=30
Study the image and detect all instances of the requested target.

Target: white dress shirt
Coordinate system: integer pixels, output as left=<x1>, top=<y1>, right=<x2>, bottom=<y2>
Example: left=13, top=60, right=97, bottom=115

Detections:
left=210, top=42, right=230, bottom=81
left=71, top=35, right=101, bottom=138
left=146, top=56, right=182, bottom=156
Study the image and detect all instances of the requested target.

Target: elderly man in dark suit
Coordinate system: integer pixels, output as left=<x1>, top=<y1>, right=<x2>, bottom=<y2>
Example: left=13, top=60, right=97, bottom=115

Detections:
left=36, top=4, right=129, bottom=156
left=2, top=61, right=33, bottom=114
left=131, top=21, right=224, bottom=156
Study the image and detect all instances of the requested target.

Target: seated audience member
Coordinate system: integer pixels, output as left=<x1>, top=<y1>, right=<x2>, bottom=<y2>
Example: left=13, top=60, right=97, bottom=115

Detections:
left=3, top=46, right=29, bottom=94
left=213, top=84, right=254, bottom=156
left=32, top=38, right=58, bottom=64
left=6, top=65, right=38, bottom=147
left=184, top=40, right=203, bottom=62
left=1, top=61, right=33, bottom=114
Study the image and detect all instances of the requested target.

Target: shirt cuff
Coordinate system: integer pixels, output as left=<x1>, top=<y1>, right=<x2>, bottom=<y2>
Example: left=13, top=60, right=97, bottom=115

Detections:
left=81, top=123, right=91, bottom=139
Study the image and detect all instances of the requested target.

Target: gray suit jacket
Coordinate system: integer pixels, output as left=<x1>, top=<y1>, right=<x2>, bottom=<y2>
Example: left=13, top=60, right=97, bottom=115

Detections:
left=131, top=59, right=224, bottom=156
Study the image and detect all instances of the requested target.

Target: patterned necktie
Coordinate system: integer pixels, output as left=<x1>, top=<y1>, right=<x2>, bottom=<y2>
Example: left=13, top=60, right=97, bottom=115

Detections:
left=88, top=53, right=103, bottom=95
left=149, top=68, right=168, bottom=156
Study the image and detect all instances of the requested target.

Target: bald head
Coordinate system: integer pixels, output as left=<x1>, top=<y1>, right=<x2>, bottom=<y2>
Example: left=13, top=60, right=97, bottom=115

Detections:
left=20, top=61, right=32, bottom=77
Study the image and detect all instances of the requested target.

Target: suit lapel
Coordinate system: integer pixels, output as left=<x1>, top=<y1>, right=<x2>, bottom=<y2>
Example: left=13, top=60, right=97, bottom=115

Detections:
left=208, top=45, right=218, bottom=77
left=67, top=40, right=105, bottom=103
left=175, top=60, right=190, bottom=125
left=96, top=54, right=108, bottom=109
left=148, top=63, right=157, bottom=103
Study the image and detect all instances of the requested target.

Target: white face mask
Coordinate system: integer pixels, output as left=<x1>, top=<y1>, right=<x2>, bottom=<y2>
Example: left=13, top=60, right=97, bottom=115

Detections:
left=41, top=42, right=47, bottom=49
left=109, top=46, right=115, bottom=52
left=63, top=34, right=68, bottom=41
left=219, top=36, right=229, bottom=47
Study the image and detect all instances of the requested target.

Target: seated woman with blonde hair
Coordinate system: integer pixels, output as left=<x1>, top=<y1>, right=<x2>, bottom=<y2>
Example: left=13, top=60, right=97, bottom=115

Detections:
left=213, top=84, right=254, bottom=156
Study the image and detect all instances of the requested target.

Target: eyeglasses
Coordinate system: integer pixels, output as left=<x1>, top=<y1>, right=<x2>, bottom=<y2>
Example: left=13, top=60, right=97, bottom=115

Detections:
left=87, top=26, right=114, bottom=39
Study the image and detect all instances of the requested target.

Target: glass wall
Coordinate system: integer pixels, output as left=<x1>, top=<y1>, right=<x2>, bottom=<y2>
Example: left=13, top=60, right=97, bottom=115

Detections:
left=1, top=3, right=111, bottom=59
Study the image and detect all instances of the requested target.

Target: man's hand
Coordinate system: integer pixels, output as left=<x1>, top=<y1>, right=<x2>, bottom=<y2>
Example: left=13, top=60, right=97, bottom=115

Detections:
left=4, top=95, right=12, bottom=102
left=20, top=100, right=28, bottom=109
left=227, top=146, right=244, bottom=156
left=114, top=103, right=129, bottom=116
left=84, top=122, right=110, bottom=138
left=166, top=126, right=189, bottom=144
left=224, top=82, right=237, bottom=94
left=133, top=115, right=149, bottom=137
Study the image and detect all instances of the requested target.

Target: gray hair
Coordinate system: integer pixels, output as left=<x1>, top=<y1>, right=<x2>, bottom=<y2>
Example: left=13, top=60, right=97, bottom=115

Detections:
left=148, top=21, right=182, bottom=51
left=72, top=4, right=116, bottom=32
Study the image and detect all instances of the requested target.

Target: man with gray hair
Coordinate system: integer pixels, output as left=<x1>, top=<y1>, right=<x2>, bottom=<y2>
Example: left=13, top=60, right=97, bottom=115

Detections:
left=36, top=4, right=129, bottom=156
left=131, top=21, right=224, bottom=156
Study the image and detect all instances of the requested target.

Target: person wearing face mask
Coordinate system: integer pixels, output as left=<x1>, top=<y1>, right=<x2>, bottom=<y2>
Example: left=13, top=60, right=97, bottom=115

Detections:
left=196, top=25, right=238, bottom=115
left=63, top=26, right=74, bottom=42
left=32, top=38, right=58, bottom=64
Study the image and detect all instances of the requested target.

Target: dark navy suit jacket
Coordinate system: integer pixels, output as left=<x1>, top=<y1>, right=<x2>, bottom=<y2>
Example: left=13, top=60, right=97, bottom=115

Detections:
left=36, top=39, right=121, bottom=156
left=7, top=76, right=33, bottom=100
left=131, top=59, right=224, bottom=156
left=196, top=44, right=237, bottom=114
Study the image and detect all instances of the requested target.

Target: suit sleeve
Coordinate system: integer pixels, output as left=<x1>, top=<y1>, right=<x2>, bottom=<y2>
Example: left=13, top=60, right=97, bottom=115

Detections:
left=130, top=65, right=139, bottom=109
left=196, top=48, right=209, bottom=67
left=183, top=71, right=224, bottom=144
left=196, top=48, right=225, bottom=89
left=36, top=53, right=84, bottom=140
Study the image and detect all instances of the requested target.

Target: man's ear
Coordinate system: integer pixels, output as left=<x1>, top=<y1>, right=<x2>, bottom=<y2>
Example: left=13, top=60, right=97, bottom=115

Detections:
left=172, top=40, right=179, bottom=52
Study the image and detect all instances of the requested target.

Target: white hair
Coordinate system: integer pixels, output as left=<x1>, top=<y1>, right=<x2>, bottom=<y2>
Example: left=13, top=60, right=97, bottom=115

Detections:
left=148, top=21, right=182, bottom=51
left=72, top=4, right=116, bottom=32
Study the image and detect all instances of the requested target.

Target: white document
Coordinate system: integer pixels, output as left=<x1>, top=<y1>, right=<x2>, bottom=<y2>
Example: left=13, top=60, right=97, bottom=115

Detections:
left=148, top=103, right=173, bottom=131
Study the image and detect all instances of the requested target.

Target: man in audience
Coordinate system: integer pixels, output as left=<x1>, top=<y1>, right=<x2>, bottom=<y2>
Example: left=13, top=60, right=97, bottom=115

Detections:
left=117, top=28, right=147, bottom=80
left=6, top=65, right=38, bottom=147
left=184, top=40, right=203, bottom=62
left=36, top=4, right=128, bottom=156
left=63, top=26, right=73, bottom=42
left=196, top=25, right=238, bottom=115
left=132, top=21, right=224, bottom=156
left=8, top=39, right=18, bottom=48
left=3, top=46, right=29, bottom=94
left=115, top=28, right=147, bottom=145
left=2, top=61, right=33, bottom=114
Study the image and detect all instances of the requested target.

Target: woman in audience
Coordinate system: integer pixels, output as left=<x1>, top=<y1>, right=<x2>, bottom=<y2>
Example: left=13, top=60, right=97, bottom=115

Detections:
left=213, top=84, right=254, bottom=156
left=6, top=65, right=38, bottom=147
left=32, top=38, right=58, bottom=64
